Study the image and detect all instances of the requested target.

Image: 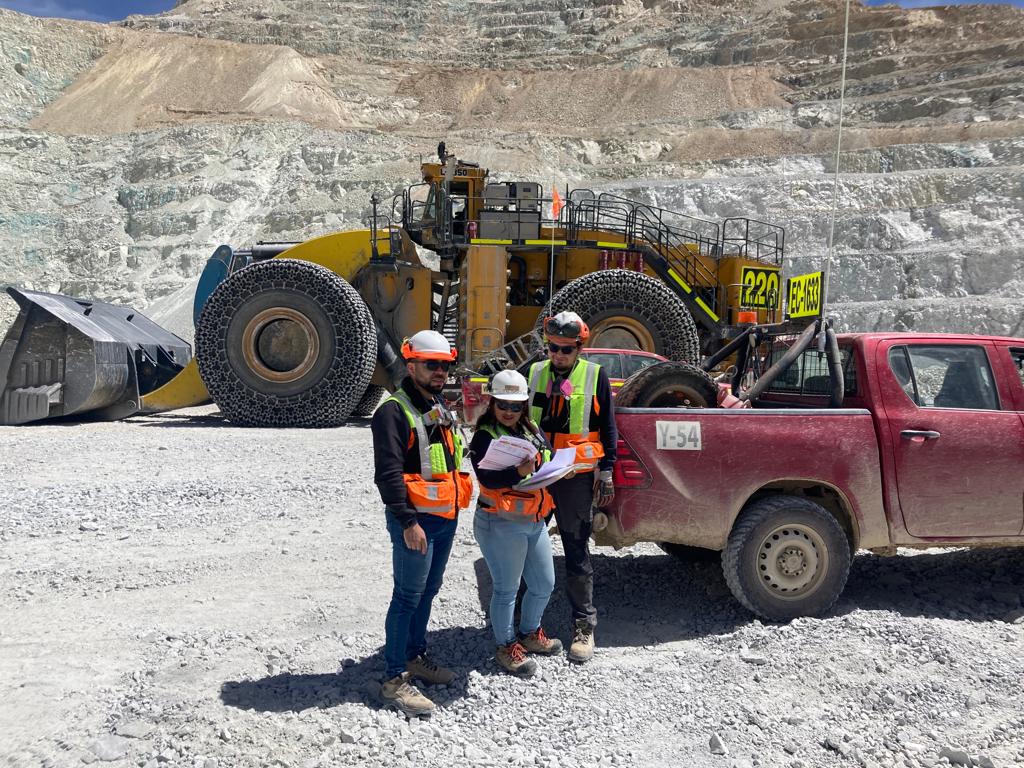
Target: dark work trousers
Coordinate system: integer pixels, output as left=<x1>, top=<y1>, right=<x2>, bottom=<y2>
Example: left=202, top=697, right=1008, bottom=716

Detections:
left=550, top=471, right=598, bottom=629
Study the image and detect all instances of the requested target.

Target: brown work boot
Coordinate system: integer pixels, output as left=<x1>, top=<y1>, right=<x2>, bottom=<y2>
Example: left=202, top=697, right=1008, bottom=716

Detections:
left=568, top=619, right=595, bottom=663
left=519, top=626, right=563, bottom=656
left=380, top=673, right=435, bottom=717
left=406, top=654, right=455, bottom=685
left=496, top=641, right=538, bottom=678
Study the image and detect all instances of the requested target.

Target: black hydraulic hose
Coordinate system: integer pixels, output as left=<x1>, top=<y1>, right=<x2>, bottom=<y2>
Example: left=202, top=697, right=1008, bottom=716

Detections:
left=702, top=326, right=757, bottom=371
left=740, top=320, right=819, bottom=403
left=825, top=326, right=845, bottom=407
left=731, top=333, right=751, bottom=395
left=250, top=243, right=300, bottom=259
left=374, top=319, right=407, bottom=389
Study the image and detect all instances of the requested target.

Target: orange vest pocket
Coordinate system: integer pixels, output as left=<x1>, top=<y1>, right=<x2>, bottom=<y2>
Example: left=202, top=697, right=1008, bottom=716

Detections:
left=456, top=471, right=475, bottom=510
left=404, top=473, right=457, bottom=519
left=553, top=433, right=604, bottom=471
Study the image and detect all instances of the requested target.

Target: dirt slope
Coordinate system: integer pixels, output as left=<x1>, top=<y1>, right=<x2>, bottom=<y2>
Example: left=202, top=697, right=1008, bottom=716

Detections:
left=30, top=33, right=357, bottom=135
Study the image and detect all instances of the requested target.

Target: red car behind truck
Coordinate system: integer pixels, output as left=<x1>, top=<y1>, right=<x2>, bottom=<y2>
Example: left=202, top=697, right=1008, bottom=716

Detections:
left=603, top=333, right=1024, bottom=621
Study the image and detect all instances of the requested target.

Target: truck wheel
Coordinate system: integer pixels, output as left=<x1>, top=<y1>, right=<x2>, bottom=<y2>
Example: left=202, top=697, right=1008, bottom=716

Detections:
left=351, top=385, right=387, bottom=419
left=196, top=259, right=376, bottom=427
left=722, top=496, right=851, bottom=621
left=536, top=269, right=700, bottom=362
left=615, top=361, right=717, bottom=408
left=657, top=542, right=720, bottom=562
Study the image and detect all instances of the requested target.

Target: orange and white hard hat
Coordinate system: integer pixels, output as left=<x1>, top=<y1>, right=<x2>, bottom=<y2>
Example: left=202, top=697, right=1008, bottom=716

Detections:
left=401, top=330, right=457, bottom=361
left=543, top=311, right=590, bottom=344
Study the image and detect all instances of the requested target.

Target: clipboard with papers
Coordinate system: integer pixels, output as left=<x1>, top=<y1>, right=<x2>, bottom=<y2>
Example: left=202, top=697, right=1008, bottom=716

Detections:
left=514, top=448, right=590, bottom=492
left=475, top=435, right=539, bottom=471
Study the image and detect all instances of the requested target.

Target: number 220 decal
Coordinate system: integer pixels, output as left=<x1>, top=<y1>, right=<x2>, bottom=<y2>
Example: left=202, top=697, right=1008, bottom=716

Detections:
left=740, top=267, right=781, bottom=310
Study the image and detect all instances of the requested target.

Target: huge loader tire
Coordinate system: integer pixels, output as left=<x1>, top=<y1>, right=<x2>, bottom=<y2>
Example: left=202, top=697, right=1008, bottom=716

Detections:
left=722, top=496, right=851, bottom=622
left=615, top=361, right=717, bottom=408
left=536, top=269, right=700, bottom=362
left=351, top=385, right=387, bottom=419
left=196, top=259, right=376, bottom=427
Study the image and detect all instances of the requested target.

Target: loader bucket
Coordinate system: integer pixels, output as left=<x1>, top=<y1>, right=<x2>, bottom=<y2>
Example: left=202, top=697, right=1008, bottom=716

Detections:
left=0, top=287, right=192, bottom=425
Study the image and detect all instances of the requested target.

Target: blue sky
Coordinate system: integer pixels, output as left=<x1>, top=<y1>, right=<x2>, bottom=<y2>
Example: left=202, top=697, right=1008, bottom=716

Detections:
left=0, top=0, right=1021, bottom=22
left=0, top=0, right=176, bottom=22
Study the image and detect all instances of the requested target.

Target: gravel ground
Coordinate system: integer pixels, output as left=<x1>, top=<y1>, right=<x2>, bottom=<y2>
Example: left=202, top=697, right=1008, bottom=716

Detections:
left=2, top=406, right=1023, bottom=768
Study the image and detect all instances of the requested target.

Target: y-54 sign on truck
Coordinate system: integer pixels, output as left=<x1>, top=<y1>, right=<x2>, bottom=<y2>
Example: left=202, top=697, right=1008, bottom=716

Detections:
left=602, top=333, right=1024, bottom=621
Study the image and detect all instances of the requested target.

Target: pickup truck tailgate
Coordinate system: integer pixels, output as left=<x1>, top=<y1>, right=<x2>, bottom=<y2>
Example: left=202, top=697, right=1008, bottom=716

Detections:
left=609, top=407, right=888, bottom=550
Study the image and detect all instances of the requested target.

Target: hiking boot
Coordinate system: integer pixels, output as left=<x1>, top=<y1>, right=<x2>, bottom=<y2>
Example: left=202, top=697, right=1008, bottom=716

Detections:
left=406, top=654, right=455, bottom=685
left=380, top=673, right=435, bottom=717
left=568, top=619, right=595, bottom=663
left=496, top=641, right=538, bottom=678
left=519, top=626, right=563, bottom=656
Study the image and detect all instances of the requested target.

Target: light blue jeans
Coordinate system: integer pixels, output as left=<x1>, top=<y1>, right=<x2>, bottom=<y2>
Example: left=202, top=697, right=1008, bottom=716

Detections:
left=473, top=508, right=555, bottom=646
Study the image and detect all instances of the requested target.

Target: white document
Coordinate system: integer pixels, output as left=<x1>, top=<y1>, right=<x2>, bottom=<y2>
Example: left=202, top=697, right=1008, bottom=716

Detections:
left=476, top=435, right=539, bottom=471
left=514, top=448, right=589, bottom=492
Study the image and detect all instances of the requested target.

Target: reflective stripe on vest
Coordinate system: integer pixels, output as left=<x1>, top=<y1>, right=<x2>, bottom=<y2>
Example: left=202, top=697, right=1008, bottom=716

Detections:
left=476, top=422, right=552, bottom=521
left=384, top=389, right=467, bottom=518
left=528, top=359, right=603, bottom=471
left=528, top=359, right=600, bottom=436
left=384, top=388, right=464, bottom=474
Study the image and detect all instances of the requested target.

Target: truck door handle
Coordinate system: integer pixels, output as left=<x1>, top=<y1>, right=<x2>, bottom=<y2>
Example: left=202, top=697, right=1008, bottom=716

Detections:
left=901, top=429, right=940, bottom=443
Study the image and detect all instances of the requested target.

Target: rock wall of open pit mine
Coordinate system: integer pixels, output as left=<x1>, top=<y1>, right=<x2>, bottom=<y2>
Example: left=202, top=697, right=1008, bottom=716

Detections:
left=1, top=0, right=1022, bottom=342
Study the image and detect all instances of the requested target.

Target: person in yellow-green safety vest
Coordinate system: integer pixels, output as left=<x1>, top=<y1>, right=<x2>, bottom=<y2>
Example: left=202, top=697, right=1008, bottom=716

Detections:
left=528, top=311, right=618, bottom=664
left=470, top=369, right=563, bottom=678
left=371, top=330, right=474, bottom=718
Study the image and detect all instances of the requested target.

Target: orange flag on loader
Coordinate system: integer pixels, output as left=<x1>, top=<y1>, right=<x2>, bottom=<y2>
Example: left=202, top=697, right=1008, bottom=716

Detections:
left=551, top=186, right=564, bottom=220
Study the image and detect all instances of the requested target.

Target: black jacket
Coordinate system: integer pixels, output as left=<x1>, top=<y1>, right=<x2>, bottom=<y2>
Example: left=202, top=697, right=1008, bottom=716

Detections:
left=529, top=359, right=618, bottom=472
left=371, top=377, right=457, bottom=529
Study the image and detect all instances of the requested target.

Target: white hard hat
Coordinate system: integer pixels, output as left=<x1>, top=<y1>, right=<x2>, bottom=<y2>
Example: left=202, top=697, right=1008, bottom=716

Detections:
left=488, top=369, right=530, bottom=401
left=402, top=330, right=456, bottom=361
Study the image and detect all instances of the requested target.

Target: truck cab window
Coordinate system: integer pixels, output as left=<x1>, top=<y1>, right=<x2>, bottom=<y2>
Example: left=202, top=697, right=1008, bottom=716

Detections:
left=583, top=352, right=622, bottom=380
left=622, top=354, right=660, bottom=379
left=888, top=347, right=917, bottom=403
left=1011, top=349, right=1024, bottom=390
left=767, top=343, right=857, bottom=396
left=896, top=345, right=999, bottom=410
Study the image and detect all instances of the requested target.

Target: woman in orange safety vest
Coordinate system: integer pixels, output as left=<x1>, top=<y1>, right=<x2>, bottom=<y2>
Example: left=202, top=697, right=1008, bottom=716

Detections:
left=470, top=369, right=563, bottom=678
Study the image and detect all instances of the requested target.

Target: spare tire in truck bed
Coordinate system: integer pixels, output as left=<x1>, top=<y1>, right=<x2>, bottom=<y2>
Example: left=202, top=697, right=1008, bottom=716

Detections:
left=615, top=361, right=718, bottom=408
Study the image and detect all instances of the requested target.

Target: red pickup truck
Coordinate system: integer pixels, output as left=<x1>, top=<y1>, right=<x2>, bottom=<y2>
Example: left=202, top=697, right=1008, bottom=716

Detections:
left=603, top=333, right=1024, bottom=621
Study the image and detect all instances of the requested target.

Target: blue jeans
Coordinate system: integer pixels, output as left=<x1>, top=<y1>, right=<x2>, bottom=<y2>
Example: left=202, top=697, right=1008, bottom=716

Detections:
left=384, top=513, right=458, bottom=680
left=473, top=509, right=555, bottom=646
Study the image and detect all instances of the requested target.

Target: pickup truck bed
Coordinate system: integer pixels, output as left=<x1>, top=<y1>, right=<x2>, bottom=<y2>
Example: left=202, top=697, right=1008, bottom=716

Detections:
left=607, top=407, right=888, bottom=551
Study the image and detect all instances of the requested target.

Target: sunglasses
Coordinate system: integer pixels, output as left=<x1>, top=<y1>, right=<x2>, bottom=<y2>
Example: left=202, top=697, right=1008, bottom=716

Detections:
left=421, top=360, right=452, bottom=372
left=547, top=342, right=577, bottom=355
left=495, top=401, right=525, bottom=412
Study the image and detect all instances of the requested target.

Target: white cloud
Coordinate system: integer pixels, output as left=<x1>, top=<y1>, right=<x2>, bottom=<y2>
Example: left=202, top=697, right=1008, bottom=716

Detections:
left=0, top=0, right=109, bottom=22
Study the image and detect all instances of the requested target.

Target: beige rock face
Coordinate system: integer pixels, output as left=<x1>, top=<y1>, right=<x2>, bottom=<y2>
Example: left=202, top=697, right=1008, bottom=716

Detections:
left=1, top=0, right=1023, bottom=342
left=30, top=33, right=358, bottom=135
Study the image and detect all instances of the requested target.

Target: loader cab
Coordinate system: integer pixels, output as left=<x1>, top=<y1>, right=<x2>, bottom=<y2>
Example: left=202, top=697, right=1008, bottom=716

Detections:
left=402, top=158, right=488, bottom=251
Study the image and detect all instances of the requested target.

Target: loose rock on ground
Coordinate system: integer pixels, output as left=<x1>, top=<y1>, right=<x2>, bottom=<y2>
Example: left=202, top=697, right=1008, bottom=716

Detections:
left=1, top=405, right=1023, bottom=767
